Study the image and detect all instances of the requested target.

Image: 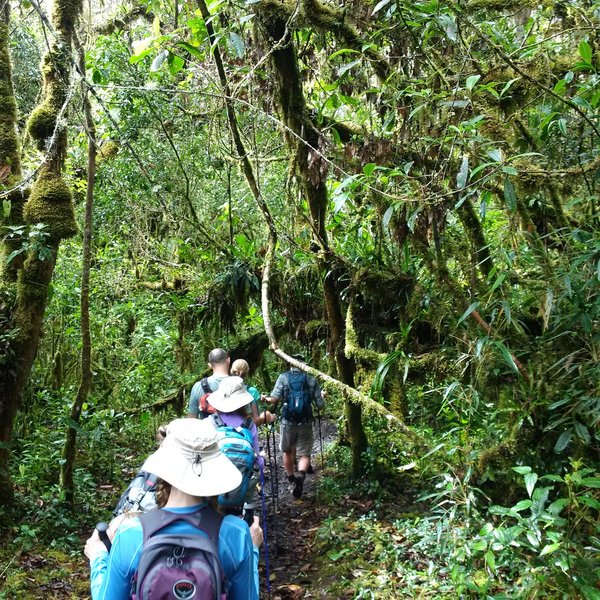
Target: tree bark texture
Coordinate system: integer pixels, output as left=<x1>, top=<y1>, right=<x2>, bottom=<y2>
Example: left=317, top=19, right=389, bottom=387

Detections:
left=0, top=0, right=82, bottom=509
left=257, top=3, right=368, bottom=475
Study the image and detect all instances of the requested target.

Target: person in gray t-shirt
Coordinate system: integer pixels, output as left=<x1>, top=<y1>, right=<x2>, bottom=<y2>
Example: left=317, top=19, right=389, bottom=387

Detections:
left=187, top=348, right=230, bottom=418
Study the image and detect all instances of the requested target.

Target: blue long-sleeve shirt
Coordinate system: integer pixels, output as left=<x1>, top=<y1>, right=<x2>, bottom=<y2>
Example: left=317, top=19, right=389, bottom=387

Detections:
left=89, top=503, right=259, bottom=600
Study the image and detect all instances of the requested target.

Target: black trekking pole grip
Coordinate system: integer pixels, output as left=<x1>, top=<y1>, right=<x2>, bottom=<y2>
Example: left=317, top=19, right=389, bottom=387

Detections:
left=96, top=522, right=112, bottom=552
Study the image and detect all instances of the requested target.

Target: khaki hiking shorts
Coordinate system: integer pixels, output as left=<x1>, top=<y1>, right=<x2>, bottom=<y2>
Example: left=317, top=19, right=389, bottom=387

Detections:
left=280, top=421, right=314, bottom=457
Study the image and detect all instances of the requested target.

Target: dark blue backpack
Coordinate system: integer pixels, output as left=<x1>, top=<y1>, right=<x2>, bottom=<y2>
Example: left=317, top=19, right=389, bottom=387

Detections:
left=132, top=506, right=226, bottom=600
left=284, top=371, right=312, bottom=423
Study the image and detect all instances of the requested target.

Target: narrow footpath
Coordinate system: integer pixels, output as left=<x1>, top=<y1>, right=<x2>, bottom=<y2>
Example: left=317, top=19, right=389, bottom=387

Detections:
left=257, top=418, right=338, bottom=599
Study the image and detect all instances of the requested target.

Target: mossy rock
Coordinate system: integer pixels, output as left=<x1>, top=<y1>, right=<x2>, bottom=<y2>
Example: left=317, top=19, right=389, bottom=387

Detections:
left=24, top=170, right=77, bottom=240
left=27, top=102, right=58, bottom=149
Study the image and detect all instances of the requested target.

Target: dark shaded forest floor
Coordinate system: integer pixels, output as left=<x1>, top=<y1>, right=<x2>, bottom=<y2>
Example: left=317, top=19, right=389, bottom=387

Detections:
left=256, top=419, right=339, bottom=599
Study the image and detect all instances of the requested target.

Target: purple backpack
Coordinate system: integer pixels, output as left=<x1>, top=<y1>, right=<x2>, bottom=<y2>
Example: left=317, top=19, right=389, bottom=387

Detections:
left=132, top=506, right=226, bottom=600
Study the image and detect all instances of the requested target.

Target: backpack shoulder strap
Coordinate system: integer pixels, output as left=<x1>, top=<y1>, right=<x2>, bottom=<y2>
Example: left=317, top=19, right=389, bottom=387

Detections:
left=200, top=377, right=212, bottom=395
left=139, top=505, right=224, bottom=543
left=210, top=412, right=225, bottom=429
left=241, top=416, right=253, bottom=430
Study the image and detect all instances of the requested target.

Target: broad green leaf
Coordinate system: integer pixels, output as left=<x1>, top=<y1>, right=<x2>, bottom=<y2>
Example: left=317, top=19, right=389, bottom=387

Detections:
left=407, top=207, right=421, bottom=232
left=512, top=499, right=532, bottom=511
left=382, top=205, right=394, bottom=230
left=372, top=0, right=391, bottom=15
left=526, top=530, right=540, bottom=547
left=333, top=192, right=348, bottom=212
left=168, top=54, right=184, bottom=76
left=490, top=271, right=506, bottom=293
left=338, top=59, right=361, bottom=77
left=499, top=78, right=520, bottom=98
left=178, top=42, right=204, bottom=60
left=579, top=39, right=592, bottom=64
left=494, top=341, right=519, bottom=373
left=513, top=466, right=532, bottom=474
left=150, top=50, right=168, bottom=72
left=574, top=421, right=590, bottom=444
left=540, top=474, right=564, bottom=483
left=580, top=477, right=600, bottom=488
left=456, top=154, right=469, bottom=190
left=540, top=542, right=561, bottom=557
left=438, top=14, right=457, bottom=42
left=363, top=163, right=376, bottom=176
left=578, top=496, right=600, bottom=509
left=487, top=148, right=502, bottom=162
left=525, top=472, right=538, bottom=497
left=328, top=48, right=360, bottom=60
left=553, top=79, right=567, bottom=94
left=230, top=32, right=245, bottom=58
left=458, top=301, right=479, bottom=325
left=547, top=498, right=569, bottom=514
left=554, top=430, right=572, bottom=452
left=557, top=118, right=567, bottom=136
left=503, top=178, right=517, bottom=211
left=466, top=75, right=480, bottom=91
left=485, top=549, right=495, bottom=572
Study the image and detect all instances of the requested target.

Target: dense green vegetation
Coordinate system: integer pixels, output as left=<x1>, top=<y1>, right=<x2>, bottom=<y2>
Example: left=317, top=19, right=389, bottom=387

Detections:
left=0, top=0, right=598, bottom=597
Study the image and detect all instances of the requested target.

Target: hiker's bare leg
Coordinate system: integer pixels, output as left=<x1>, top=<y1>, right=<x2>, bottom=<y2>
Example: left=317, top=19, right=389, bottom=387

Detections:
left=283, top=449, right=296, bottom=477
left=298, top=455, right=311, bottom=474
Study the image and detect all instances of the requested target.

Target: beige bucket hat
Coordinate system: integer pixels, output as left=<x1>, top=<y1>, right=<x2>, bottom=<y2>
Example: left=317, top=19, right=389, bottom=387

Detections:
left=207, top=376, right=254, bottom=413
left=142, top=418, right=242, bottom=497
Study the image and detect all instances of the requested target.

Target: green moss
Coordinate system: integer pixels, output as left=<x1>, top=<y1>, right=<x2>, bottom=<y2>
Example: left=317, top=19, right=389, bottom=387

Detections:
left=52, top=0, right=84, bottom=32
left=0, top=93, right=17, bottom=116
left=24, top=169, right=77, bottom=240
left=27, top=102, right=58, bottom=149
left=97, top=140, right=120, bottom=163
left=0, top=129, right=18, bottom=166
left=0, top=21, right=21, bottom=186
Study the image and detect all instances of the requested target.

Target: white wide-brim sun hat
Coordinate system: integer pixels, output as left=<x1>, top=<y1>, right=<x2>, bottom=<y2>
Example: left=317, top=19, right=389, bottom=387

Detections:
left=207, top=375, right=254, bottom=413
left=142, top=418, right=242, bottom=497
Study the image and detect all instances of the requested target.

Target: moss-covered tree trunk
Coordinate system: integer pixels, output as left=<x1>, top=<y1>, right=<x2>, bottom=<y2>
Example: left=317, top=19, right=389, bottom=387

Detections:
left=256, top=1, right=368, bottom=475
left=0, top=0, right=25, bottom=510
left=0, top=0, right=81, bottom=510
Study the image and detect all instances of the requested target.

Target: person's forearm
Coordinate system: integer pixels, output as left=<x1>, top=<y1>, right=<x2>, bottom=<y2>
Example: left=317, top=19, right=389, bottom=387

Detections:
left=89, top=552, right=108, bottom=600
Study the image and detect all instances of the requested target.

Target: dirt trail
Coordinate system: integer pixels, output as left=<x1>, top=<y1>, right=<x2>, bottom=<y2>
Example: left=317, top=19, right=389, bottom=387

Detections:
left=256, top=418, right=338, bottom=599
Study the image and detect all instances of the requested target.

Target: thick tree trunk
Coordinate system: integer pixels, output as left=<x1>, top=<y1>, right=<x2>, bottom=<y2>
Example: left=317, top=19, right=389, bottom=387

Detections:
left=0, top=0, right=81, bottom=510
left=257, top=3, right=368, bottom=475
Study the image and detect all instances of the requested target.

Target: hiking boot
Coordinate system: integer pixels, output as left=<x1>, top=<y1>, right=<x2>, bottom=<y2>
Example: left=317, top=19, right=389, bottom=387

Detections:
left=287, top=474, right=296, bottom=494
left=292, top=475, right=304, bottom=498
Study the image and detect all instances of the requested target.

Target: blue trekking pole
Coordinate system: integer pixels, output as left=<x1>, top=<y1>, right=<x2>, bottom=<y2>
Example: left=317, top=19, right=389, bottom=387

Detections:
left=267, top=423, right=279, bottom=510
left=258, top=459, right=272, bottom=594
left=316, top=408, right=325, bottom=472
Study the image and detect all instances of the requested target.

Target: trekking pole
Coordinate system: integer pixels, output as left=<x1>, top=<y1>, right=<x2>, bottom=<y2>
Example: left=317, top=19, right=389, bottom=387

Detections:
left=258, top=459, right=272, bottom=595
left=266, top=424, right=280, bottom=554
left=269, top=424, right=280, bottom=510
left=317, top=408, right=325, bottom=472
left=95, top=522, right=111, bottom=552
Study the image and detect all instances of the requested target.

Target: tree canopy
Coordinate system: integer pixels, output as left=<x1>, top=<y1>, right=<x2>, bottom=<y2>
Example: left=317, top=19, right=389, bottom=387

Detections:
left=0, top=0, right=598, bottom=597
